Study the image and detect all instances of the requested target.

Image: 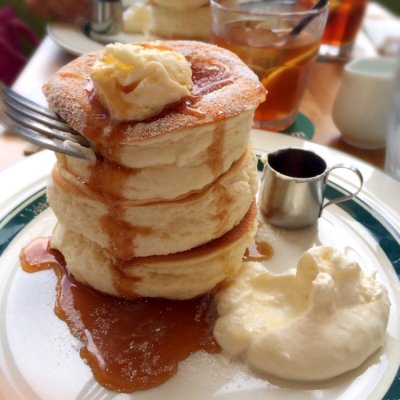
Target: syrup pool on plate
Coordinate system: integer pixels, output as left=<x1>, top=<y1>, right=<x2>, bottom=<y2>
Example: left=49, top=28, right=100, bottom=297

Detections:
left=20, top=237, right=220, bottom=393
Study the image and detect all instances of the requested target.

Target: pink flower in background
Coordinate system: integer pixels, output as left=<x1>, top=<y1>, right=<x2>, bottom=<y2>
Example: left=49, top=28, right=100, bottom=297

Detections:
left=0, top=6, right=39, bottom=86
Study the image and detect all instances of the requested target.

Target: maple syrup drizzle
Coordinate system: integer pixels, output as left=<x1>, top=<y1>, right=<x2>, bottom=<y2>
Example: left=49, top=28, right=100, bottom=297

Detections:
left=85, top=156, right=153, bottom=261
left=244, top=240, right=274, bottom=262
left=207, top=121, right=230, bottom=237
left=190, top=60, right=233, bottom=96
left=139, top=42, right=173, bottom=52
left=20, top=237, right=220, bottom=393
left=100, top=212, right=152, bottom=261
left=208, top=122, right=226, bottom=178
left=81, top=156, right=140, bottom=198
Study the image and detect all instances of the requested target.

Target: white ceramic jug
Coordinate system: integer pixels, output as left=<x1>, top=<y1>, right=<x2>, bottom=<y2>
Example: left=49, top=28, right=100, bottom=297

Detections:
left=333, top=57, right=396, bottom=149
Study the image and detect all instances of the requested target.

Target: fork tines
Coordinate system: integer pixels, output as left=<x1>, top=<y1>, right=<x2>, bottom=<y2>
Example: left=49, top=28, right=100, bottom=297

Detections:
left=0, top=83, right=94, bottom=161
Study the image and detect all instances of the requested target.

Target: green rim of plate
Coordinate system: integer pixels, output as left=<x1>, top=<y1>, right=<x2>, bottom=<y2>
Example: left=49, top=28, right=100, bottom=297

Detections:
left=0, top=189, right=47, bottom=255
left=0, top=183, right=399, bottom=398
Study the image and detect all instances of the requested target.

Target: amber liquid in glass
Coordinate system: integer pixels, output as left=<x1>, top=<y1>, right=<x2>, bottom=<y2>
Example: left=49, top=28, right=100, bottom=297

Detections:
left=213, top=21, right=320, bottom=131
left=322, top=0, right=367, bottom=47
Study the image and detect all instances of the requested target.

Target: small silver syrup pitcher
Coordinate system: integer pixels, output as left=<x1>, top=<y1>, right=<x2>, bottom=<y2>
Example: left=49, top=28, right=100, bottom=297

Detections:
left=259, top=148, right=364, bottom=229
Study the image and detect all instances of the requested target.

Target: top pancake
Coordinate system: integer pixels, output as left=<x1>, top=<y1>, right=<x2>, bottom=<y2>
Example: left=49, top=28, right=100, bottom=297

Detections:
left=43, top=40, right=265, bottom=146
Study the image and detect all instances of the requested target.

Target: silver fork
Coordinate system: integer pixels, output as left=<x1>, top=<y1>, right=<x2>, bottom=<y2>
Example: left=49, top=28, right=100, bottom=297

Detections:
left=0, top=83, right=94, bottom=161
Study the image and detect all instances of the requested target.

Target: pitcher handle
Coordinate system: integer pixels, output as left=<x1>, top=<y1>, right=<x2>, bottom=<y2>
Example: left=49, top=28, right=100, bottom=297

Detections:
left=321, top=163, right=364, bottom=211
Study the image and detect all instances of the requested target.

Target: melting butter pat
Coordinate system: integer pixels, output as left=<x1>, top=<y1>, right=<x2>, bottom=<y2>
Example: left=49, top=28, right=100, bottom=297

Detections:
left=90, top=42, right=193, bottom=121
left=214, top=246, right=390, bottom=381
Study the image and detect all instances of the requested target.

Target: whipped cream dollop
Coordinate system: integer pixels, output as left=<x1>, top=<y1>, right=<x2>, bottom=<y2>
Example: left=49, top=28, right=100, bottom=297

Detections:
left=214, top=246, right=390, bottom=381
left=90, top=42, right=193, bottom=121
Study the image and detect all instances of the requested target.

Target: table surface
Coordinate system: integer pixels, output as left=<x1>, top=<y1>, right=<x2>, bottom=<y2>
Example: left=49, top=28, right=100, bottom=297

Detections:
left=0, top=4, right=395, bottom=172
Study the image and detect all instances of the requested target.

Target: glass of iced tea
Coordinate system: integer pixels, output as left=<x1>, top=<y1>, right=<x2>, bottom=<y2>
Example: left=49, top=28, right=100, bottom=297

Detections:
left=320, top=0, right=368, bottom=58
left=210, top=0, right=328, bottom=131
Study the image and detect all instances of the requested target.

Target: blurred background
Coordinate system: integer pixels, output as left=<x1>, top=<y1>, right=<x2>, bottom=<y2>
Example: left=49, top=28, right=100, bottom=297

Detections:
left=1, top=0, right=399, bottom=94
left=0, top=0, right=399, bottom=176
left=1, top=0, right=399, bottom=60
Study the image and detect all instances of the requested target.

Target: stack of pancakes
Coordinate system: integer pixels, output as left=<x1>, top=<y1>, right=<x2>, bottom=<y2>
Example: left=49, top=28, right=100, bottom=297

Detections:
left=45, top=41, right=265, bottom=299
left=125, top=0, right=211, bottom=40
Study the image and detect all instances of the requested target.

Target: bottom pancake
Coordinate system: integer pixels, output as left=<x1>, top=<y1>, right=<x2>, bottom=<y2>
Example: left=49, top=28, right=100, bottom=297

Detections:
left=50, top=202, right=257, bottom=300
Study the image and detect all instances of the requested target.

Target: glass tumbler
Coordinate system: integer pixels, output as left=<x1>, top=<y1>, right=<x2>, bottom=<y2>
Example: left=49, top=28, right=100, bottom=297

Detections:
left=210, top=0, right=328, bottom=131
left=385, top=58, right=400, bottom=181
left=320, top=0, right=368, bottom=58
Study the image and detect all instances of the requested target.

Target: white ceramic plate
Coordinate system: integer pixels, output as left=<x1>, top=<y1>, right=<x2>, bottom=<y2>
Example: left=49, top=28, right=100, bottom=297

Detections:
left=1, top=131, right=400, bottom=400
left=47, top=22, right=146, bottom=56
